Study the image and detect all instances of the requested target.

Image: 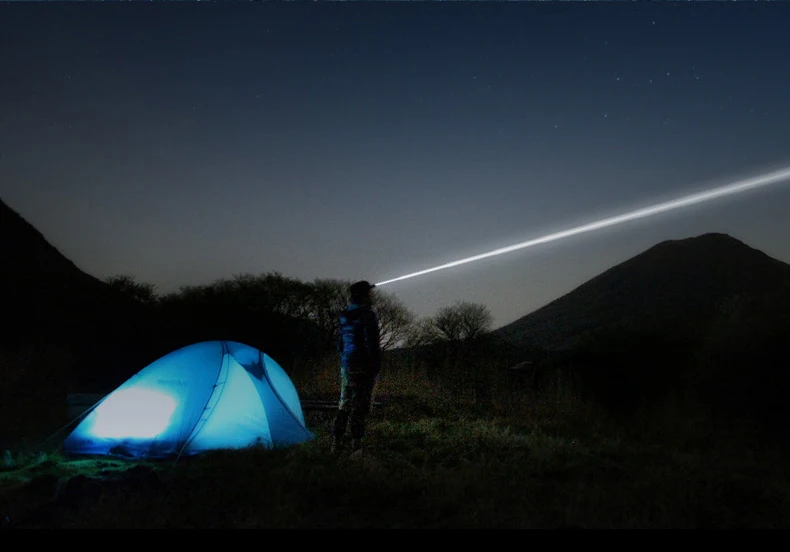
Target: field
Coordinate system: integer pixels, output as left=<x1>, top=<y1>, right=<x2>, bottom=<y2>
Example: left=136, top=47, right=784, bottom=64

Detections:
left=2, top=346, right=789, bottom=529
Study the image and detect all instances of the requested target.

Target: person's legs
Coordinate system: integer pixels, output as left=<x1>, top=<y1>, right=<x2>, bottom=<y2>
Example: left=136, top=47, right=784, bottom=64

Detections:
left=331, top=409, right=349, bottom=454
left=348, top=372, right=377, bottom=451
left=331, top=365, right=352, bottom=454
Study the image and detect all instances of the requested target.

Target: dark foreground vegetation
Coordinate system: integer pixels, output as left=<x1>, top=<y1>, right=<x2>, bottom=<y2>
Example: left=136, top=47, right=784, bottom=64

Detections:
left=2, top=342, right=790, bottom=529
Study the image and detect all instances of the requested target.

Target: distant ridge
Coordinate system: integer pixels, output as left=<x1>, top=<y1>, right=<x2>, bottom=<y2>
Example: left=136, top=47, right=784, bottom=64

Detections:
left=493, top=232, right=790, bottom=352
left=2, top=198, right=110, bottom=291
left=1, top=198, right=142, bottom=336
left=0, top=197, right=326, bottom=389
left=1, top=197, right=160, bottom=386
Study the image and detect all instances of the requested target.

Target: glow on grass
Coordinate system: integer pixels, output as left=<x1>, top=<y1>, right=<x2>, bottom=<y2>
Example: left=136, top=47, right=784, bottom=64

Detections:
left=375, top=165, right=790, bottom=287
left=90, top=388, right=177, bottom=440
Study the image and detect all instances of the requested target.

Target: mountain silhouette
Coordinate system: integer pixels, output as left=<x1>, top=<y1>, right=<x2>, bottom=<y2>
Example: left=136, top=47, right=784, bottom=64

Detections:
left=492, top=232, right=790, bottom=426
left=1, top=198, right=144, bottom=333
left=0, top=198, right=326, bottom=390
left=494, top=232, right=790, bottom=353
left=1, top=198, right=159, bottom=384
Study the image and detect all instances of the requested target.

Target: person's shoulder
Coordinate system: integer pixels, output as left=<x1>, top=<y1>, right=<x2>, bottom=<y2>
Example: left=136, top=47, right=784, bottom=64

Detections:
left=338, top=307, right=353, bottom=321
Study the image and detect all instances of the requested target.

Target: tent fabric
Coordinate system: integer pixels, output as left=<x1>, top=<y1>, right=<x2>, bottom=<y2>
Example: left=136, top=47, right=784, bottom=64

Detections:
left=63, top=340, right=313, bottom=459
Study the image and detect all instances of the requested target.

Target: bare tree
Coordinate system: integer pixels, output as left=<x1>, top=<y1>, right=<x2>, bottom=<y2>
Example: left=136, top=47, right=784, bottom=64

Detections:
left=230, top=272, right=313, bottom=317
left=425, top=301, right=494, bottom=401
left=403, top=317, right=441, bottom=348
left=432, top=306, right=464, bottom=343
left=457, top=302, right=493, bottom=341
left=305, top=278, right=351, bottom=352
left=103, top=274, right=158, bottom=304
left=432, top=301, right=493, bottom=343
left=373, top=290, right=416, bottom=351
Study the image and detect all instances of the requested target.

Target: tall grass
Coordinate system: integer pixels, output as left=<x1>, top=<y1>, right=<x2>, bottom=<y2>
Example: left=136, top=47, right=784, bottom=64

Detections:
left=3, top=348, right=790, bottom=528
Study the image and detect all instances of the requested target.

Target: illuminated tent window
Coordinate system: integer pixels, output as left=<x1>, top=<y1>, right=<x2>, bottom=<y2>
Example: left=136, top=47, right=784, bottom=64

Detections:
left=90, top=388, right=177, bottom=440
left=63, top=341, right=313, bottom=460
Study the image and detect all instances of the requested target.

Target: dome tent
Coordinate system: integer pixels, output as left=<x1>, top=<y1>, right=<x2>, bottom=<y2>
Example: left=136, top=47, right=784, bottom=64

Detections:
left=63, top=341, right=313, bottom=459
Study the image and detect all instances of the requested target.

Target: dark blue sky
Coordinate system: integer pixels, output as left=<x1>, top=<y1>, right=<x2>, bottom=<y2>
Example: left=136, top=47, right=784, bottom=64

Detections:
left=2, top=1, right=790, bottom=329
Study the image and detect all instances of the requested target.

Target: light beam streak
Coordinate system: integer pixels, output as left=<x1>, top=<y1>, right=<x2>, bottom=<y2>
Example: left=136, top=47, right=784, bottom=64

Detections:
left=375, top=165, right=790, bottom=287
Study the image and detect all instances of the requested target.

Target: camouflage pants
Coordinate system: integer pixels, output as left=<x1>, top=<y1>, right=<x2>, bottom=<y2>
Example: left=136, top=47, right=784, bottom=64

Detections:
left=334, top=365, right=378, bottom=440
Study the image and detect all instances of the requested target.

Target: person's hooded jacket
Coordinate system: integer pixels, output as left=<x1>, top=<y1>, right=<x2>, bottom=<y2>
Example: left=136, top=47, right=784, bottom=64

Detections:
left=337, top=302, right=381, bottom=372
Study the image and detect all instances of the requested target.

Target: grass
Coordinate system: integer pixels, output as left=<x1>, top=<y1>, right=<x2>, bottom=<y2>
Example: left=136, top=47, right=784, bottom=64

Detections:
left=2, top=348, right=790, bottom=528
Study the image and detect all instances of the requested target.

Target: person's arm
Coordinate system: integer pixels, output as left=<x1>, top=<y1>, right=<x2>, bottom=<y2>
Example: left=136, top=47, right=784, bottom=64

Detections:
left=336, top=315, right=344, bottom=353
left=365, top=310, right=382, bottom=368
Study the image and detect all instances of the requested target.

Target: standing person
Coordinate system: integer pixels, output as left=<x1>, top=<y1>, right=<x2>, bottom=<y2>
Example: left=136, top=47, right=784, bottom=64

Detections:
left=331, top=280, right=381, bottom=456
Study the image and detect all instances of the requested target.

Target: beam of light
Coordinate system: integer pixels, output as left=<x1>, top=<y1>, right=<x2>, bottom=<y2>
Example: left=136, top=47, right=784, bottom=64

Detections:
left=375, top=165, right=790, bottom=287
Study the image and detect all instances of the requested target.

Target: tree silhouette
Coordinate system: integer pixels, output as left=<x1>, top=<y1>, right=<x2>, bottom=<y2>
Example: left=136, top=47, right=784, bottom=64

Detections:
left=103, top=274, right=158, bottom=304
left=373, top=290, right=416, bottom=351
left=432, top=301, right=493, bottom=343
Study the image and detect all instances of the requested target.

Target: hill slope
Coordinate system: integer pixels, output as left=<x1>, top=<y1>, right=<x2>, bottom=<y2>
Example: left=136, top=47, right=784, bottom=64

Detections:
left=1, top=198, right=150, bottom=346
left=494, top=233, right=790, bottom=353
left=0, top=198, right=328, bottom=390
left=1, top=199, right=184, bottom=393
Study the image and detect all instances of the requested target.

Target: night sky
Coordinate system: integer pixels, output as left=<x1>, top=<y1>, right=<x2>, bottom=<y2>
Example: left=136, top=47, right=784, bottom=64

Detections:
left=2, top=1, right=790, bottom=330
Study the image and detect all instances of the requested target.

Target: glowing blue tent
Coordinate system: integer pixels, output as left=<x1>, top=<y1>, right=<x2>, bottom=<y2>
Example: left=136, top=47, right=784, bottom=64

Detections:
left=63, top=341, right=313, bottom=459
